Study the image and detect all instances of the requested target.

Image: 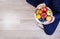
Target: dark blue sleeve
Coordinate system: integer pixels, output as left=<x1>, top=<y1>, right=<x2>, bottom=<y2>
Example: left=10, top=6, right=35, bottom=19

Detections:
left=26, top=0, right=50, bottom=7
left=52, top=0, right=60, bottom=12
left=43, top=13, right=60, bottom=35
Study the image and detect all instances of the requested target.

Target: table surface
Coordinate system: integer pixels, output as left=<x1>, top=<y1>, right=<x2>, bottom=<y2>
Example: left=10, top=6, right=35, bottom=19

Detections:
left=0, top=0, right=60, bottom=39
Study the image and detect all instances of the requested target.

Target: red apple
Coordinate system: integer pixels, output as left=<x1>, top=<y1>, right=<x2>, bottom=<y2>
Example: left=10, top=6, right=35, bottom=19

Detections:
left=42, top=7, right=47, bottom=13
left=41, top=13, right=47, bottom=19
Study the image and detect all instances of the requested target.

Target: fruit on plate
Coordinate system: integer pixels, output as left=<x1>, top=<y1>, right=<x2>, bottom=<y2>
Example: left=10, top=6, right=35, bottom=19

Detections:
left=35, top=3, right=55, bottom=25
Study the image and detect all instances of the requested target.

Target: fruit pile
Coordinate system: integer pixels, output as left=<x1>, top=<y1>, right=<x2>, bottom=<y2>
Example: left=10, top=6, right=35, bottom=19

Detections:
left=35, top=4, right=54, bottom=25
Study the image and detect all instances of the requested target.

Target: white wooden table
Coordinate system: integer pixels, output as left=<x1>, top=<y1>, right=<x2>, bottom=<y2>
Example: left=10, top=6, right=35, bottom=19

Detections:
left=0, top=0, right=60, bottom=39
